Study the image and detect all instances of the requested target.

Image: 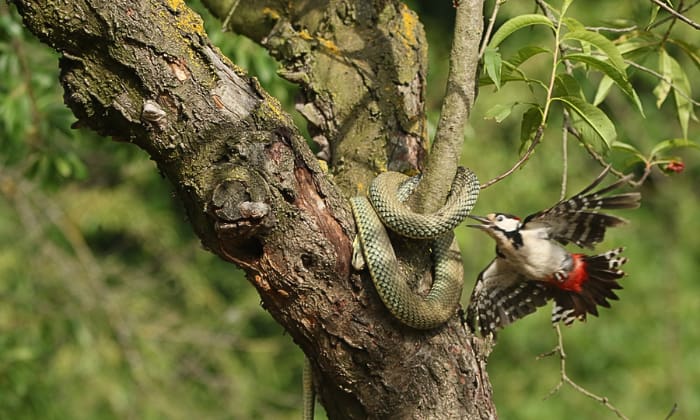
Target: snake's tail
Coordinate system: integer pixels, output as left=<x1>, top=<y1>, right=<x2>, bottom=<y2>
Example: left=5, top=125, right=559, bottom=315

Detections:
left=302, top=357, right=315, bottom=420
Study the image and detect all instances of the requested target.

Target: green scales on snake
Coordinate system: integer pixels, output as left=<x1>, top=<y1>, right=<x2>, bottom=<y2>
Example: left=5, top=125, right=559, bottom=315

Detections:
left=350, top=167, right=480, bottom=329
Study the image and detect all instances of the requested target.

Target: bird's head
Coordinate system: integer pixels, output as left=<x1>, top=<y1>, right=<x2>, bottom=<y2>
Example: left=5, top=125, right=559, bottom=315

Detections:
left=467, top=213, right=522, bottom=245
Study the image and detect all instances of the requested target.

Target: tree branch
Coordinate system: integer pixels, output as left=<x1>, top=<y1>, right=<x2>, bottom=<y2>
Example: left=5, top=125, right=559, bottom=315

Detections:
left=411, top=0, right=484, bottom=212
left=10, top=0, right=496, bottom=417
left=481, top=126, right=544, bottom=189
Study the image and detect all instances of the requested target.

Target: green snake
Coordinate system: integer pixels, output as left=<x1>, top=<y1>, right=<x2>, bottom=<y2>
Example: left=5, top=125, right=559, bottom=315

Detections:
left=350, top=166, right=480, bottom=329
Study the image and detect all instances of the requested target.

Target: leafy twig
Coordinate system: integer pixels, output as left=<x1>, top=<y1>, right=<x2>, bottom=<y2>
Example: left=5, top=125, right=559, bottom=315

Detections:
left=625, top=60, right=700, bottom=106
left=483, top=0, right=563, bottom=189
left=563, top=118, right=652, bottom=187
left=649, top=0, right=700, bottom=29
left=660, top=0, right=683, bottom=47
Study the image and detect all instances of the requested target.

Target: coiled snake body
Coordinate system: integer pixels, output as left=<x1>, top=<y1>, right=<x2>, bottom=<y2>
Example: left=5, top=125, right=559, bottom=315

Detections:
left=351, top=167, right=480, bottom=329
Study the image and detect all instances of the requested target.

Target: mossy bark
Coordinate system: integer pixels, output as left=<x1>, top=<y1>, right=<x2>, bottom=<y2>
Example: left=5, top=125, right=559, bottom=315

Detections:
left=205, top=0, right=430, bottom=193
left=11, top=0, right=496, bottom=418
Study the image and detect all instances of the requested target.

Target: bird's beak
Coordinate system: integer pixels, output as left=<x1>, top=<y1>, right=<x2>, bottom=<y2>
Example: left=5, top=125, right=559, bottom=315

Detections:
left=467, top=214, right=492, bottom=229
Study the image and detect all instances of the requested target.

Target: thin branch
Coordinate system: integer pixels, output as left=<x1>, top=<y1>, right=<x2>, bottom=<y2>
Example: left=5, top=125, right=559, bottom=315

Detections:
left=221, top=0, right=240, bottom=31
left=479, top=0, right=506, bottom=58
left=559, top=110, right=569, bottom=201
left=538, top=324, right=630, bottom=420
left=534, top=0, right=557, bottom=17
left=650, top=0, right=700, bottom=29
left=660, top=0, right=683, bottom=45
left=625, top=60, right=700, bottom=106
left=563, top=121, right=652, bottom=187
left=481, top=126, right=543, bottom=189
left=533, top=0, right=565, bottom=52
left=649, top=0, right=700, bottom=29
left=586, top=24, right=639, bottom=33
left=665, top=403, right=679, bottom=420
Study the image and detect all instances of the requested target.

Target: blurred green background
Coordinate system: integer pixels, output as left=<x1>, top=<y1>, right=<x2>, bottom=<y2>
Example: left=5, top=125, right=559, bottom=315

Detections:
left=0, top=1, right=697, bottom=419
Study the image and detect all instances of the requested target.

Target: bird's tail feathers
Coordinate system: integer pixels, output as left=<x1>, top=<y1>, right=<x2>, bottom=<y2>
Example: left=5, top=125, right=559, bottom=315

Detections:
left=551, top=248, right=627, bottom=325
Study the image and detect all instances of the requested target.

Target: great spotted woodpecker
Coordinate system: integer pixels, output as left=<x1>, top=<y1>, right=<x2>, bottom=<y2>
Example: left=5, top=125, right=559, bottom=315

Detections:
left=465, top=167, right=641, bottom=337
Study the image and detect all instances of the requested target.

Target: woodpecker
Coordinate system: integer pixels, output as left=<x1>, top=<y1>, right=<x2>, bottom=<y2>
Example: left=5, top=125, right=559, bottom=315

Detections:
left=465, top=167, right=641, bottom=337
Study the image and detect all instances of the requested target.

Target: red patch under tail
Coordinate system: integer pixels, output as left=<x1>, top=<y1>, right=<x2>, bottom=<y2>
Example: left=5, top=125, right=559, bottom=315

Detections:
left=551, top=248, right=627, bottom=325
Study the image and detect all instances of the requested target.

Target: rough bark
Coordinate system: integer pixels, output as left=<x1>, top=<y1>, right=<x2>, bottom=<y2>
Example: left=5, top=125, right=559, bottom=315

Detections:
left=10, top=0, right=496, bottom=418
left=204, top=0, right=429, bottom=193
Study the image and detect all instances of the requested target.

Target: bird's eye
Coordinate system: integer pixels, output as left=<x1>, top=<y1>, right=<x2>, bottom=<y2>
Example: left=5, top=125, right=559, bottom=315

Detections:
left=496, top=215, right=504, bottom=222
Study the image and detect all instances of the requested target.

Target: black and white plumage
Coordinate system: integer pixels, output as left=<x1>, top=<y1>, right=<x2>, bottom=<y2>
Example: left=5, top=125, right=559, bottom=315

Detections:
left=465, top=167, right=640, bottom=337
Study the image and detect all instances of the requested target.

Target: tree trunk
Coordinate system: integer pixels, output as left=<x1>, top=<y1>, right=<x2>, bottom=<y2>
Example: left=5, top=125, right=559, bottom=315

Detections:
left=10, top=0, right=496, bottom=417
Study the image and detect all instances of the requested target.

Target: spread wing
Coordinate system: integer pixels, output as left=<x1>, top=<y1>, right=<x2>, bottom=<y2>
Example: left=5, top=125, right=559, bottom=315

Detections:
left=521, top=167, right=640, bottom=249
left=465, top=258, right=552, bottom=338
left=466, top=250, right=630, bottom=337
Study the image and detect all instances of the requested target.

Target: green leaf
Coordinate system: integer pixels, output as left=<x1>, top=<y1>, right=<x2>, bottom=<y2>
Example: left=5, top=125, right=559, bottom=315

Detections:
left=508, top=46, right=551, bottom=69
left=648, top=5, right=661, bottom=26
left=612, top=140, right=642, bottom=154
left=561, top=0, right=574, bottom=15
left=484, top=103, right=516, bottom=122
left=653, top=49, right=672, bottom=108
left=569, top=114, right=608, bottom=155
left=478, top=73, right=536, bottom=87
left=667, top=54, right=694, bottom=139
left=650, top=138, right=700, bottom=158
left=554, top=74, right=583, bottom=98
left=489, top=14, right=554, bottom=48
left=612, top=140, right=646, bottom=161
left=561, top=30, right=626, bottom=72
left=617, top=35, right=658, bottom=56
left=562, top=17, right=585, bottom=33
left=564, top=53, right=644, bottom=115
left=593, top=75, right=614, bottom=106
left=520, top=105, right=543, bottom=154
left=554, top=96, right=617, bottom=148
left=668, top=39, right=700, bottom=73
left=483, top=46, right=502, bottom=89
left=499, top=46, right=550, bottom=88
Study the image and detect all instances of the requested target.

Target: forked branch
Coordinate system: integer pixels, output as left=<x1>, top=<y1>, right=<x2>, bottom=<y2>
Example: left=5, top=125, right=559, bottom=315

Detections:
left=538, top=325, right=630, bottom=420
